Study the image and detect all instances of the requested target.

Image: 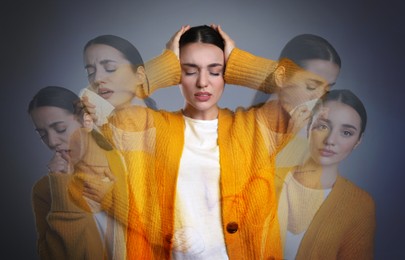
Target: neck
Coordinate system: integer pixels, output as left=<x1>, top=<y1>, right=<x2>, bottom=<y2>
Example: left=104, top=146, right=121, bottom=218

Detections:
left=293, top=158, right=339, bottom=189
left=182, top=105, right=219, bottom=120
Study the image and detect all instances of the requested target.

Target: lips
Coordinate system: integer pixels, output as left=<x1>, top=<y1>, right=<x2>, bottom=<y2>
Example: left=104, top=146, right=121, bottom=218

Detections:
left=318, top=148, right=336, bottom=157
left=98, top=87, right=114, bottom=99
left=194, top=92, right=211, bottom=102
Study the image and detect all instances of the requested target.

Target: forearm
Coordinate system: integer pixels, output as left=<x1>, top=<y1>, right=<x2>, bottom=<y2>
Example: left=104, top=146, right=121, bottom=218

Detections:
left=225, top=48, right=279, bottom=93
left=136, top=49, right=181, bottom=98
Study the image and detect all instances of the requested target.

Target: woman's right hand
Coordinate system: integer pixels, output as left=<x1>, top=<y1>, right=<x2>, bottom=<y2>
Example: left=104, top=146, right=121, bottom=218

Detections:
left=47, top=151, right=73, bottom=174
left=166, top=25, right=190, bottom=59
left=80, top=96, right=98, bottom=123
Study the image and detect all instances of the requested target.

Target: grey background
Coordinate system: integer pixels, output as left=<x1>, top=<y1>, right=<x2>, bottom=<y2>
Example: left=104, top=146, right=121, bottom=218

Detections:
left=2, top=0, right=404, bottom=258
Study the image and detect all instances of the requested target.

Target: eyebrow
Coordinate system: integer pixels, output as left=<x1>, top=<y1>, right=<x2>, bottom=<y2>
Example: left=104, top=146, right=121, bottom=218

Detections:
left=85, top=59, right=116, bottom=69
left=342, top=124, right=358, bottom=131
left=181, top=63, right=224, bottom=68
left=35, top=121, right=65, bottom=132
left=317, top=118, right=358, bottom=131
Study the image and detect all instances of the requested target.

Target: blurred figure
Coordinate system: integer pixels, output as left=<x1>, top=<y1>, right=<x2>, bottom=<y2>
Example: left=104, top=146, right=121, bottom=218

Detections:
left=81, top=34, right=181, bottom=126
left=225, top=33, right=341, bottom=167
left=29, top=86, right=127, bottom=260
left=83, top=25, right=302, bottom=259
left=276, top=89, right=375, bottom=259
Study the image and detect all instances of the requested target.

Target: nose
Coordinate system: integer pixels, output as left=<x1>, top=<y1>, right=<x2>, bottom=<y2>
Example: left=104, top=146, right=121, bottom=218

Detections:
left=323, top=129, right=337, bottom=146
left=47, top=132, right=61, bottom=151
left=92, top=70, right=107, bottom=87
left=197, top=71, right=208, bottom=88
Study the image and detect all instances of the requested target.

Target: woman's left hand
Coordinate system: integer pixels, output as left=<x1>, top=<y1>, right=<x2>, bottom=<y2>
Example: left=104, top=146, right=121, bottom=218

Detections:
left=211, top=24, right=235, bottom=62
left=287, top=104, right=311, bottom=135
left=166, top=25, right=190, bottom=59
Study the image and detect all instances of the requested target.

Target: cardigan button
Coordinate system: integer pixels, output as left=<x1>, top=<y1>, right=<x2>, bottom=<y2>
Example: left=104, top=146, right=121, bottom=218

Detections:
left=226, top=222, right=238, bottom=234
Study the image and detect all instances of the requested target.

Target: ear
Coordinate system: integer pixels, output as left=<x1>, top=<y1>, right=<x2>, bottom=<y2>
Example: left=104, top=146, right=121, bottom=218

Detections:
left=353, top=133, right=363, bottom=150
left=274, top=65, right=286, bottom=88
left=82, top=113, right=94, bottom=132
left=136, top=66, right=147, bottom=84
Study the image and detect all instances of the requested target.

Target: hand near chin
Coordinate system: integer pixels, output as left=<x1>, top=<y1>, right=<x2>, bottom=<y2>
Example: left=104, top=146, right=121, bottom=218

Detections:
left=166, top=25, right=190, bottom=59
left=47, top=151, right=73, bottom=174
left=80, top=96, right=98, bottom=124
left=287, top=104, right=311, bottom=135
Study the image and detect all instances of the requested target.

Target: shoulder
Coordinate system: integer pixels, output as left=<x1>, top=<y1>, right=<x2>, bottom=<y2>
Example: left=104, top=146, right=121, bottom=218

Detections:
left=337, top=176, right=376, bottom=215
left=32, top=175, right=51, bottom=201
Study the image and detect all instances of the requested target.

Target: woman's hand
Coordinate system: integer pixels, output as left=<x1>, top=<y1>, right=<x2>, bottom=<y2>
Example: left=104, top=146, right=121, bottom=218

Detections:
left=81, top=169, right=116, bottom=204
left=166, top=25, right=190, bottom=59
left=47, top=151, right=73, bottom=174
left=287, top=104, right=311, bottom=135
left=211, top=24, right=235, bottom=62
left=80, top=96, right=98, bottom=123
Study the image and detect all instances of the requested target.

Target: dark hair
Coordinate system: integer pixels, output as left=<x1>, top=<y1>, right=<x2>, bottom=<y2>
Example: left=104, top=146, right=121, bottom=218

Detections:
left=279, top=34, right=341, bottom=69
left=252, top=34, right=341, bottom=105
left=28, top=86, right=81, bottom=116
left=84, top=34, right=144, bottom=68
left=179, top=25, right=225, bottom=51
left=28, top=86, right=113, bottom=151
left=311, top=89, right=367, bottom=135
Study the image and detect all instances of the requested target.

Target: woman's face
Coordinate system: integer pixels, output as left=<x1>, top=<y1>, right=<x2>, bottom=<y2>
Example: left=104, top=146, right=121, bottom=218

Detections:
left=308, top=100, right=362, bottom=168
left=278, top=59, right=340, bottom=113
left=179, top=42, right=225, bottom=120
left=84, top=44, right=141, bottom=109
left=30, top=106, right=83, bottom=153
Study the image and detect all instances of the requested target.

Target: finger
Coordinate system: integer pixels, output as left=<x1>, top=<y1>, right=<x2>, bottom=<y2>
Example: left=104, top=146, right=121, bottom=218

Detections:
left=217, top=25, right=229, bottom=40
left=103, top=169, right=116, bottom=182
left=59, top=150, right=71, bottom=163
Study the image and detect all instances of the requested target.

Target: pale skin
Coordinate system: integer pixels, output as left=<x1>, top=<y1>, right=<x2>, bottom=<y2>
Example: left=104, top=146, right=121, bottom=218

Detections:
left=30, top=106, right=114, bottom=204
left=84, top=44, right=147, bottom=110
left=292, top=101, right=363, bottom=189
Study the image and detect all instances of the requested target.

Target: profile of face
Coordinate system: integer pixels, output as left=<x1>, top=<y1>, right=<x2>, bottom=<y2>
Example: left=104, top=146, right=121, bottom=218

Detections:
left=30, top=106, right=89, bottom=164
left=278, top=59, right=340, bottom=113
left=179, top=42, right=225, bottom=120
left=84, top=44, right=144, bottom=109
left=308, top=100, right=362, bottom=167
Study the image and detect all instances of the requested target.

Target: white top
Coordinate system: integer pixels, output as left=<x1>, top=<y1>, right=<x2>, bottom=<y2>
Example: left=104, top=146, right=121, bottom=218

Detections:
left=280, top=173, right=332, bottom=259
left=172, top=116, right=228, bottom=260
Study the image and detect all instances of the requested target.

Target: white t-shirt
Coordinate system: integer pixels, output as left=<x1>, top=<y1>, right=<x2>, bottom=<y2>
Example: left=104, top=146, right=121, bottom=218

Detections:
left=280, top=173, right=332, bottom=259
left=172, top=116, right=228, bottom=259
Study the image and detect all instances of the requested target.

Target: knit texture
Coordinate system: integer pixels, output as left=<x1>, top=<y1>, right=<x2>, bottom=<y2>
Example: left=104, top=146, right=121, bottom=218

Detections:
left=276, top=168, right=376, bottom=259
left=99, top=99, right=291, bottom=259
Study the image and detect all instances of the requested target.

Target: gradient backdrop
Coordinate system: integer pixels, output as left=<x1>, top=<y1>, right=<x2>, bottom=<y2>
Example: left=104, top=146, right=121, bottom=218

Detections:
left=2, top=0, right=404, bottom=258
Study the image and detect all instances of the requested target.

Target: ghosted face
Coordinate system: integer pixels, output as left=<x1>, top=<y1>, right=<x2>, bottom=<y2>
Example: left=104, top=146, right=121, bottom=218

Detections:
left=84, top=44, right=141, bottom=109
left=278, top=59, right=340, bottom=113
left=179, top=42, right=225, bottom=120
left=308, top=100, right=362, bottom=168
left=30, top=106, right=82, bottom=152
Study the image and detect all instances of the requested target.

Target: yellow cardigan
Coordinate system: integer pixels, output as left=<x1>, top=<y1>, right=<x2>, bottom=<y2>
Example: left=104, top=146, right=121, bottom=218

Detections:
left=32, top=133, right=128, bottom=260
left=101, top=99, right=291, bottom=259
left=226, top=48, right=376, bottom=259
left=275, top=168, right=376, bottom=259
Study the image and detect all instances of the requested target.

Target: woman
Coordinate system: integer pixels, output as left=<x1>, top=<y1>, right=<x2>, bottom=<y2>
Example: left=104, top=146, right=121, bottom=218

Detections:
left=81, top=34, right=181, bottom=126
left=81, top=25, right=309, bottom=259
left=276, top=89, right=376, bottom=259
left=223, top=31, right=341, bottom=167
left=29, top=86, right=128, bottom=259
left=250, top=34, right=341, bottom=106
